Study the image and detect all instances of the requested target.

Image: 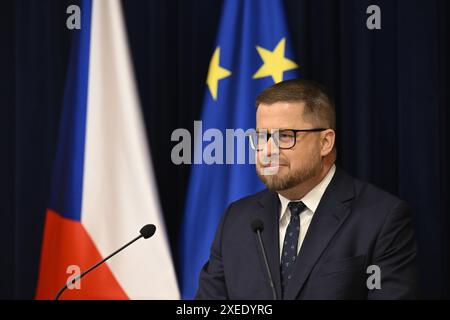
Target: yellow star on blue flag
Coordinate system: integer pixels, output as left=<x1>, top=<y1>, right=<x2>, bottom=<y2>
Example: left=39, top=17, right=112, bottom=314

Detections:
left=253, top=38, right=298, bottom=84
left=207, top=47, right=231, bottom=100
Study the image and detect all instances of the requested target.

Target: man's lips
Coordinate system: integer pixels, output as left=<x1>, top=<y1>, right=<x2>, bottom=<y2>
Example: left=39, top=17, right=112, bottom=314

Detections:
left=261, top=163, right=288, bottom=168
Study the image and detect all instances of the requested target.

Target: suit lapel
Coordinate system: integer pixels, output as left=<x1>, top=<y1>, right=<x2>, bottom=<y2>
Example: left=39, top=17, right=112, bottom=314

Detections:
left=284, top=167, right=355, bottom=300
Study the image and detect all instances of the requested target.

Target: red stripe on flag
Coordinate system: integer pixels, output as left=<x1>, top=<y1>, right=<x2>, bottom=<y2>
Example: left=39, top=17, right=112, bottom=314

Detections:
left=35, top=209, right=129, bottom=300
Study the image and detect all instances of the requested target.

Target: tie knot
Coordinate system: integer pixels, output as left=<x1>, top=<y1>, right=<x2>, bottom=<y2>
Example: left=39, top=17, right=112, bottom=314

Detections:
left=288, top=201, right=306, bottom=217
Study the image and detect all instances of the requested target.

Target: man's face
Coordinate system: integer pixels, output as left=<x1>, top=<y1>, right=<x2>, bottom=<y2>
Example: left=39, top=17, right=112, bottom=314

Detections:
left=255, top=101, right=323, bottom=192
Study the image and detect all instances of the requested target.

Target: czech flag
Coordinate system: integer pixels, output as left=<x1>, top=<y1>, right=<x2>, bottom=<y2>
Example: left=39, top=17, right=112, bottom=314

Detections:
left=35, top=0, right=179, bottom=299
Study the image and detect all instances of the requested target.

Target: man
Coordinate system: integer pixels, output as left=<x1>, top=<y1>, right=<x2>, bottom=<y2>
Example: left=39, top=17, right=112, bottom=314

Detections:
left=195, top=79, right=419, bottom=299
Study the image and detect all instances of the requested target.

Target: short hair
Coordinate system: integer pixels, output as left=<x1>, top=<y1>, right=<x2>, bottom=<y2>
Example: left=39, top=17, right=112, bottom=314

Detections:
left=255, top=79, right=336, bottom=130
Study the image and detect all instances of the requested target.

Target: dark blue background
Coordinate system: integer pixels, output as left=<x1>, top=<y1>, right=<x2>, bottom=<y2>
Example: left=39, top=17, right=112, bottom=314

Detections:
left=0, top=0, right=448, bottom=299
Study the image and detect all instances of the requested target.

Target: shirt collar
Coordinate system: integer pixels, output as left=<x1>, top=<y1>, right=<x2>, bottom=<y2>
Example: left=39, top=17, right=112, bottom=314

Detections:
left=278, top=164, right=336, bottom=221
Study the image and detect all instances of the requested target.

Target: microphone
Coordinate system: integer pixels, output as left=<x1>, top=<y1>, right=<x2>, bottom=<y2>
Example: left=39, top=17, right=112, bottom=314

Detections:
left=54, top=224, right=157, bottom=300
left=251, top=219, right=277, bottom=300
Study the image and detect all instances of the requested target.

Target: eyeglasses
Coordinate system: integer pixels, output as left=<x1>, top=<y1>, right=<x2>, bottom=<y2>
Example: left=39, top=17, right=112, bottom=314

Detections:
left=248, top=128, right=328, bottom=151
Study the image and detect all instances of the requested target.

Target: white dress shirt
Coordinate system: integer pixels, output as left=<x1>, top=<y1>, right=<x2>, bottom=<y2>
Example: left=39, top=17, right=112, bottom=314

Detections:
left=278, top=164, right=336, bottom=260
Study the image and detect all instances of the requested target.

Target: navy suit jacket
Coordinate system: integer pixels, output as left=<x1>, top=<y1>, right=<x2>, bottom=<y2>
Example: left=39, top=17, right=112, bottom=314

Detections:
left=195, top=166, right=420, bottom=299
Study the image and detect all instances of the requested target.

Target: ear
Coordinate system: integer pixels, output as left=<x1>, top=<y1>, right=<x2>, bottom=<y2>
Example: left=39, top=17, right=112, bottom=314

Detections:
left=320, top=129, right=335, bottom=157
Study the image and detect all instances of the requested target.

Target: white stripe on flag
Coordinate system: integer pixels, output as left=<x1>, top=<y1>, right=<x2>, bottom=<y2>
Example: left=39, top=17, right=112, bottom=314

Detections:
left=82, top=0, right=180, bottom=299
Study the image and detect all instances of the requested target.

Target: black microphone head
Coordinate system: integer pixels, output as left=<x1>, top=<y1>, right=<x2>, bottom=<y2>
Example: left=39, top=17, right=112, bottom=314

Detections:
left=251, top=219, right=264, bottom=233
left=140, top=224, right=156, bottom=239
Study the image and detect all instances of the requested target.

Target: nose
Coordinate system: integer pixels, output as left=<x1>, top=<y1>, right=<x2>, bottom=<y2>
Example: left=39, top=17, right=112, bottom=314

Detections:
left=261, top=135, right=279, bottom=157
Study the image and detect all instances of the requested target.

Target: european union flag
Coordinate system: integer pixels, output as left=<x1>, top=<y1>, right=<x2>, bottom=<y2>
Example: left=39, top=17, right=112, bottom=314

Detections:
left=180, top=0, right=299, bottom=299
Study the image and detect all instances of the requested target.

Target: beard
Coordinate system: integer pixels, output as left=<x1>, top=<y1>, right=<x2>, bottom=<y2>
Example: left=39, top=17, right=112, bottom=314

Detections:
left=256, top=152, right=322, bottom=192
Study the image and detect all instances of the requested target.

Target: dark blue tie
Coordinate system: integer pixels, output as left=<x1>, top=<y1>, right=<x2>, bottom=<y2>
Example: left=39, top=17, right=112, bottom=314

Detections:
left=280, top=201, right=306, bottom=298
